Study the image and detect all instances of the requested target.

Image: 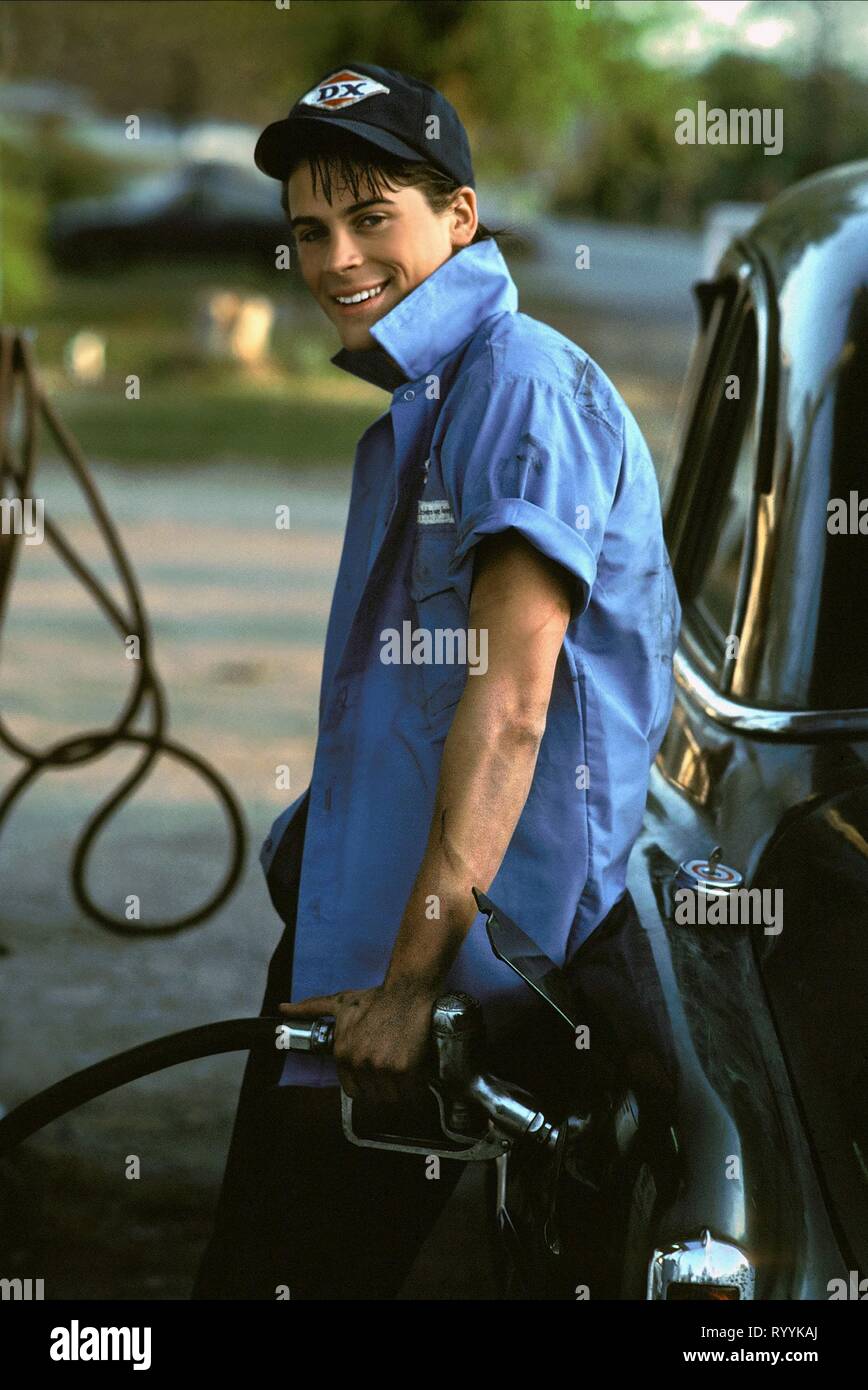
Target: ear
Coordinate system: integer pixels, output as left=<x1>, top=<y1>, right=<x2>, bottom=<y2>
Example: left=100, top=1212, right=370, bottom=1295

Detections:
left=450, top=186, right=478, bottom=248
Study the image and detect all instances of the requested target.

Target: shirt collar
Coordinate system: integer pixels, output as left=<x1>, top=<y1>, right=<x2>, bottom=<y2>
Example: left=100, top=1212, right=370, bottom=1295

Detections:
left=329, top=239, right=518, bottom=394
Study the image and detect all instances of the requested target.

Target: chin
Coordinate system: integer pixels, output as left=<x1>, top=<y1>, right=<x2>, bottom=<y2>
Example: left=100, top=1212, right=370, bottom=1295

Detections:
left=342, top=329, right=376, bottom=351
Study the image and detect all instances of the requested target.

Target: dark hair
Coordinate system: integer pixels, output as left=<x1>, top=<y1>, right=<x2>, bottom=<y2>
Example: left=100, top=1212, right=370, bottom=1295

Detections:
left=279, top=127, right=506, bottom=246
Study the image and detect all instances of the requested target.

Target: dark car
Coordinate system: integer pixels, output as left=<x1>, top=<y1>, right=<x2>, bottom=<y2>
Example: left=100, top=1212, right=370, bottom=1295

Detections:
left=46, top=159, right=290, bottom=271
left=492, top=159, right=868, bottom=1301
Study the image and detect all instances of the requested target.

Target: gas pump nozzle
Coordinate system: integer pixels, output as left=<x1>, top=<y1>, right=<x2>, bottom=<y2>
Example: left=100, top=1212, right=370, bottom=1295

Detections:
left=340, top=989, right=560, bottom=1161
left=0, top=914, right=563, bottom=1166
left=0, top=892, right=578, bottom=1171
left=430, top=990, right=487, bottom=1134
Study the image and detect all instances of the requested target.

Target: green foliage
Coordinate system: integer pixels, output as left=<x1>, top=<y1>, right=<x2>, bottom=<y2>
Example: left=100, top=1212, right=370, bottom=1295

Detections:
left=0, top=120, right=134, bottom=318
left=1, top=131, right=52, bottom=317
left=553, top=48, right=868, bottom=225
left=0, top=181, right=47, bottom=317
left=0, top=1, right=674, bottom=179
left=3, top=0, right=867, bottom=231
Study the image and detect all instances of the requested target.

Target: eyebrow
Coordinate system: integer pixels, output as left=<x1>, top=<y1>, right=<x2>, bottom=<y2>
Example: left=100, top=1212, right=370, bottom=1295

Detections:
left=288, top=197, right=396, bottom=232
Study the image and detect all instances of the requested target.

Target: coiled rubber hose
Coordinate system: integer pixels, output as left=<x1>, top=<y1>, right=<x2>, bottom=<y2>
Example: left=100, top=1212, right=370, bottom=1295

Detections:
left=0, top=327, right=246, bottom=934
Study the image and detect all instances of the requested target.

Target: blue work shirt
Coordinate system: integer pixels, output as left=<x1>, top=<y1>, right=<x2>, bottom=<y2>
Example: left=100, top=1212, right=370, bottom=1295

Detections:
left=261, top=237, right=681, bottom=1086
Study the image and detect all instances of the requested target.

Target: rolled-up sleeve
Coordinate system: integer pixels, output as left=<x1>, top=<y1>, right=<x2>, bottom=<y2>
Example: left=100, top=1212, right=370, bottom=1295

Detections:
left=438, top=368, right=624, bottom=620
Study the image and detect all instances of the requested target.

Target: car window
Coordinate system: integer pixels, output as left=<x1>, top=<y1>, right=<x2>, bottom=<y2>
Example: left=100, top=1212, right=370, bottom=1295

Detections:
left=688, top=307, right=759, bottom=650
left=694, top=371, right=758, bottom=639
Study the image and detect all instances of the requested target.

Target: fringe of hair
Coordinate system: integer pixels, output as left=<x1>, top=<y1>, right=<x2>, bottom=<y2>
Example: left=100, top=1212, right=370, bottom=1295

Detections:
left=278, top=128, right=507, bottom=246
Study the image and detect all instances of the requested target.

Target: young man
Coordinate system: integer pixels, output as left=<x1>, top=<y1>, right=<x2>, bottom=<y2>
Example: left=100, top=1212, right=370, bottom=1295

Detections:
left=193, top=63, right=680, bottom=1300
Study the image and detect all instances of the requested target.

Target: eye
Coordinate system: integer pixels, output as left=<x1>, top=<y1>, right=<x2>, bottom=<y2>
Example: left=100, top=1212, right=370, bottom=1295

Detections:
left=357, top=214, right=387, bottom=230
left=298, top=228, right=324, bottom=244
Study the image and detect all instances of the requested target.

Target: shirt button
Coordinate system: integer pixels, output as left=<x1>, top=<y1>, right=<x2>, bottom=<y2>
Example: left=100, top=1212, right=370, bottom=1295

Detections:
left=403, top=389, right=415, bottom=401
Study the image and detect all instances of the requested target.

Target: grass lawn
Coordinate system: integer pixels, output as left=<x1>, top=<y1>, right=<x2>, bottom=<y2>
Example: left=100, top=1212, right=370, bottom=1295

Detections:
left=45, top=377, right=383, bottom=468
left=15, top=261, right=385, bottom=466
left=17, top=258, right=681, bottom=469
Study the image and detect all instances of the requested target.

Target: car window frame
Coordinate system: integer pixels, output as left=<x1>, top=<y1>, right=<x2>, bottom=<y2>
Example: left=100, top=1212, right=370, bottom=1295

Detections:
left=667, top=250, right=777, bottom=700
left=665, top=231, right=868, bottom=737
left=690, top=337, right=759, bottom=667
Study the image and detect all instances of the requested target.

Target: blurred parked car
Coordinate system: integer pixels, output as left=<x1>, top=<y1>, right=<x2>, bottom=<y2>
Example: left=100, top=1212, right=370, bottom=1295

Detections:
left=46, top=159, right=288, bottom=271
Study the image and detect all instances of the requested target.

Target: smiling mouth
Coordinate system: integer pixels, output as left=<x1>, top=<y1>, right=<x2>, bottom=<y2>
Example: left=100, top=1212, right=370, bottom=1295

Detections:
left=331, top=279, right=391, bottom=307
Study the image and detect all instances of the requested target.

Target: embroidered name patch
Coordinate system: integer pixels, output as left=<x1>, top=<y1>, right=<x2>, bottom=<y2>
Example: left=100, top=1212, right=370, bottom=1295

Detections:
left=418, top=499, right=456, bottom=525
left=300, top=70, right=390, bottom=110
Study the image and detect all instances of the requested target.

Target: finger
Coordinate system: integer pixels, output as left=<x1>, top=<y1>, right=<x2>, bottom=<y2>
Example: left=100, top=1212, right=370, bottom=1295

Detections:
left=278, top=995, right=341, bottom=1016
left=362, top=1061, right=403, bottom=1108
left=378, top=1073, right=403, bottom=1106
left=393, top=1070, right=422, bottom=1105
left=371, top=1072, right=401, bottom=1107
left=338, top=1065, right=362, bottom=1102
left=339, top=1056, right=385, bottom=1108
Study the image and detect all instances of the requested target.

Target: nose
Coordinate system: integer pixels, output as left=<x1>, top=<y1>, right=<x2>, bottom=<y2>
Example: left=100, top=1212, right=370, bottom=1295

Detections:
left=323, top=225, right=363, bottom=280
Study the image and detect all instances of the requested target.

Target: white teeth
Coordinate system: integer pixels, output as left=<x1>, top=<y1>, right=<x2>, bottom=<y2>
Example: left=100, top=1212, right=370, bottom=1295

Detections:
left=335, top=282, right=387, bottom=305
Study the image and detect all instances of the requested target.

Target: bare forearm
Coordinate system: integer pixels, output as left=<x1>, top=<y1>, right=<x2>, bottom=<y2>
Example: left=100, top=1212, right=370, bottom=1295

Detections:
left=385, top=690, right=544, bottom=989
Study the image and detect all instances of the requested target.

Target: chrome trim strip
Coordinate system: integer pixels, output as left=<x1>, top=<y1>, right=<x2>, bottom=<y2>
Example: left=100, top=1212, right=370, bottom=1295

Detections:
left=647, top=1228, right=756, bottom=1300
left=674, top=648, right=868, bottom=738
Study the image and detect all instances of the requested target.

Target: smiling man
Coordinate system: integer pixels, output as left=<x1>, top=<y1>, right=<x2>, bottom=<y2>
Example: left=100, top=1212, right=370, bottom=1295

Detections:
left=193, top=63, right=680, bottom=1301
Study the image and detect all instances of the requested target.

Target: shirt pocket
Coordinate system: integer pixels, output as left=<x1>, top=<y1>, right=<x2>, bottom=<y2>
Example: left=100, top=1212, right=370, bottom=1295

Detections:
left=409, top=527, right=469, bottom=723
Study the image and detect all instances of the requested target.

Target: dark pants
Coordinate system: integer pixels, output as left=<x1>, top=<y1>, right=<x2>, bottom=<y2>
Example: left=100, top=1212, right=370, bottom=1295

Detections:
left=192, top=797, right=471, bottom=1300
left=192, top=799, right=673, bottom=1300
left=191, top=1077, right=475, bottom=1300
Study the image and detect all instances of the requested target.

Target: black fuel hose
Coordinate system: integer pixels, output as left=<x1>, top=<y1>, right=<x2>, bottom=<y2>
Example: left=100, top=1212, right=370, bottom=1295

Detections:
left=0, top=327, right=246, bottom=934
left=0, top=1016, right=287, bottom=1156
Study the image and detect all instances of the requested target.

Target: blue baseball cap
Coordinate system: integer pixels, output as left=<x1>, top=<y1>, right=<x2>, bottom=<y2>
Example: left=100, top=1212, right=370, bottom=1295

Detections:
left=254, top=62, right=475, bottom=189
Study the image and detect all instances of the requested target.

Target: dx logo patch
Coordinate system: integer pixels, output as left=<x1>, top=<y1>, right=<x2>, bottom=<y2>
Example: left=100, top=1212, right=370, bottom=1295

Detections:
left=300, top=70, right=390, bottom=111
